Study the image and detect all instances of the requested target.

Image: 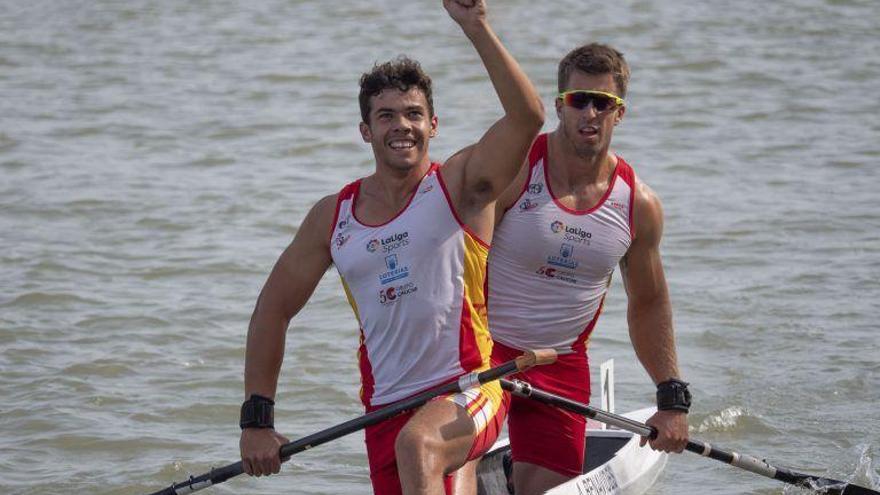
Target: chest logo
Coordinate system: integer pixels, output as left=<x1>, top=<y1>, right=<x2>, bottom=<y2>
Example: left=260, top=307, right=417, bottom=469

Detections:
left=518, top=198, right=539, bottom=211
left=333, top=233, right=350, bottom=249
left=528, top=183, right=543, bottom=195
left=548, top=243, right=578, bottom=269
left=366, top=231, right=410, bottom=254
left=379, top=254, right=410, bottom=285
left=550, top=220, right=592, bottom=245
left=379, top=282, right=418, bottom=305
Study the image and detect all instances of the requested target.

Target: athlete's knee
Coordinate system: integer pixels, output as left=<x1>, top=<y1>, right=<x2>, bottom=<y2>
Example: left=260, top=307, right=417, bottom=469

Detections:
left=394, top=423, right=444, bottom=469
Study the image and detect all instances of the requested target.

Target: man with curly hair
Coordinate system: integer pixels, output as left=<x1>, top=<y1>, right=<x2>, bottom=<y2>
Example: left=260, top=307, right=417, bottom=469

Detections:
left=239, top=1, right=544, bottom=493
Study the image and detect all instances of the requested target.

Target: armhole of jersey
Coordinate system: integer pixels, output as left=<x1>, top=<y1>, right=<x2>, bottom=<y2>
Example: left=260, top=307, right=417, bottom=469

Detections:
left=329, top=180, right=360, bottom=244
left=435, top=163, right=491, bottom=249
left=615, top=158, right=637, bottom=241
left=504, top=133, right=548, bottom=213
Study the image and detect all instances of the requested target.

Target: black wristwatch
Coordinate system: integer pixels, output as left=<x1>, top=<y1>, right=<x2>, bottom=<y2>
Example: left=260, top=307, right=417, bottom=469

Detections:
left=656, top=378, right=691, bottom=413
left=240, top=394, right=275, bottom=429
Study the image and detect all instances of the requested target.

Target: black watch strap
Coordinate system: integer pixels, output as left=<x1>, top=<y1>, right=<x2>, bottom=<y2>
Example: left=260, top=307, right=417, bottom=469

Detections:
left=656, top=378, right=691, bottom=413
left=240, top=394, right=275, bottom=429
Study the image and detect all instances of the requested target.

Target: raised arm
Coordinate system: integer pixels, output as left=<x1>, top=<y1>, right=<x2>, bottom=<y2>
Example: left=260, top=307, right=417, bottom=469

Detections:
left=620, top=181, right=688, bottom=453
left=240, top=194, right=336, bottom=477
left=442, top=0, right=544, bottom=211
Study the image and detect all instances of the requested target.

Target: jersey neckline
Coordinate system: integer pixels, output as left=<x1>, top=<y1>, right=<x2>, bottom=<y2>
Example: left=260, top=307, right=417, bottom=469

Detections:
left=350, top=163, right=439, bottom=228
left=543, top=140, right=621, bottom=216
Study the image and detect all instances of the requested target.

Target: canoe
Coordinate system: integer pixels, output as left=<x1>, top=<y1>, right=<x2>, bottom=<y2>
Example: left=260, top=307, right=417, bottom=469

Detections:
left=476, top=406, right=668, bottom=495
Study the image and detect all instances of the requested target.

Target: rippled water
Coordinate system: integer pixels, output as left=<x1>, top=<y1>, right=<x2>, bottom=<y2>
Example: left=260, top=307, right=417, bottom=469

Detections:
left=2, top=1, right=879, bottom=494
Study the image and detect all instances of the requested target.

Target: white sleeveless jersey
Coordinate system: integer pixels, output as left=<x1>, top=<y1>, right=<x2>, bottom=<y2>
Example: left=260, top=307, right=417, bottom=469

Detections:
left=330, top=164, right=493, bottom=407
left=487, top=134, right=636, bottom=352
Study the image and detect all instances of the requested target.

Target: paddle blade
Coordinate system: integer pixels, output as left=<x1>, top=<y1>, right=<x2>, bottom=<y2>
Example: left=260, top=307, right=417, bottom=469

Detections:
left=777, top=468, right=880, bottom=495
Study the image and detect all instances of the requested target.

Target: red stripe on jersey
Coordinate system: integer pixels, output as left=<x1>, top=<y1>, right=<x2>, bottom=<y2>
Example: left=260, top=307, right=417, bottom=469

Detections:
left=357, top=329, right=376, bottom=407
left=503, top=133, right=550, bottom=214
left=571, top=295, right=606, bottom=354
left=528, top=133, right=548, bottom=168
left=350, top=165, right=432, bottom=228
left=330, top=180, right=360, bottom=243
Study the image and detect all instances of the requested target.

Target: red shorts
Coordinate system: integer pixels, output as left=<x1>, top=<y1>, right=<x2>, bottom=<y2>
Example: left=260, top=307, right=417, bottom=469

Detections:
left=364, top=381, right=508, bottom=495
left=492, top=341, right=590, bottom=477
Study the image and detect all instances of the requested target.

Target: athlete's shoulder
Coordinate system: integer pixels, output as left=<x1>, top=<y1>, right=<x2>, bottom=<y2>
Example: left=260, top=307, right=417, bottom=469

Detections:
left=634, top=176, right=660, bottom=205
left=630, top=175, right=664, bottom=242
left=312, top=192, right=340, bottom=216
left=298, top=192, right=343, bottom=246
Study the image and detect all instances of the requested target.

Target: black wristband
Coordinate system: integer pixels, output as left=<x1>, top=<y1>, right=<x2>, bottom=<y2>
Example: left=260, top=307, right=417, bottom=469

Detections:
left=240, top=394, right=275, bottom=430
left=656, top=379, right=691, bottom=413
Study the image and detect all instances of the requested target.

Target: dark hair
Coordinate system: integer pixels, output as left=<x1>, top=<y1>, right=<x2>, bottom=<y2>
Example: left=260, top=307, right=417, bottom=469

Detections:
left=359, top=56, right=434, bottom=123
left=557, top=43, right=630, bottom=97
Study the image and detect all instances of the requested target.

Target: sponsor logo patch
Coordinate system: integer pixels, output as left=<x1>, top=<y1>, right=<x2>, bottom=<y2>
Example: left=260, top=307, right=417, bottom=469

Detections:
left=379, top=281, right=418, bottom=305
left=528, top=183, right=543, bottom=195
left=518, top=198, right=539, bottom=211
left=379, top=254, right=410, bottom=284
left=536, top=265, right=579, bottom=284
left=366, top=231, right=410, bottom=254
left=333, top=233, right=350, bottom=249
left=550, top=220, right=592, bottom=245
left=548, top=243, right=578, bottom=269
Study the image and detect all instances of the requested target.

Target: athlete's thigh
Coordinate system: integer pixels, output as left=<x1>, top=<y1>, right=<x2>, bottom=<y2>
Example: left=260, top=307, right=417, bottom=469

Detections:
left=399, top=381, right=507, bottom=471
left=506, top=357, right=589, bottom=477
left=365, top=409, right=414, bottom=495
left=400, top=397, right=477, bottom=468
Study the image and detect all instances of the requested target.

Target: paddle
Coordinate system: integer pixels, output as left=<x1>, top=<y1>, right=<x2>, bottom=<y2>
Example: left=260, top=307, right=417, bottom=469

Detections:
left=501, top=379, right=879, bottom=495
left=142, top=349, right=556, bottom=495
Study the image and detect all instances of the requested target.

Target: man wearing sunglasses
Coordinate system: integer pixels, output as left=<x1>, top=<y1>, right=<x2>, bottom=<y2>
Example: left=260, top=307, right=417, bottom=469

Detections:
left=239, top=1, right=544, bottom=494
left=487, top=43, right=689, bottom=494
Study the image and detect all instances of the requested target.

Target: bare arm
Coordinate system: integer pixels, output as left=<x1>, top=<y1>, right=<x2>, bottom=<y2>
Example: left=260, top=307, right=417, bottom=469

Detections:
left=240, top=194, right=336, bottom=476
left=621, top=185, right=678, bottom=384
left=493, top=158, right=531, bottom=223
left=442, top=0, right=544, bottom=212
left=621, top=181, right=688, bottom=453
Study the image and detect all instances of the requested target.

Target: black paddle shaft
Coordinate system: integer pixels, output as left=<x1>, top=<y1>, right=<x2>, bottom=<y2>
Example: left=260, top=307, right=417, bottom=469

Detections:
left=144, top=352, right=551, bottom=495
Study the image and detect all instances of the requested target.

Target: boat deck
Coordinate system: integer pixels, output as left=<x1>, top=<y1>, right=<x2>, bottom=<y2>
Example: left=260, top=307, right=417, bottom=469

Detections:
left=477, top=435, right=631, bottom=495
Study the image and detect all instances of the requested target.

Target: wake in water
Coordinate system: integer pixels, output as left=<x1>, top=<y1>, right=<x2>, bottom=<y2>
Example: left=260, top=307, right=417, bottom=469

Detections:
left=779, top=444, right=879, bottom=494
left=692, top=405, right=776, bottom=435
left=851, top=445, right=880, bottom=491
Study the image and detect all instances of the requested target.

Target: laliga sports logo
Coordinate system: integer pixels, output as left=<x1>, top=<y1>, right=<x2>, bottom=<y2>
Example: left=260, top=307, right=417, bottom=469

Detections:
left=551, top=220, right=592, bottom=244
left=368, top=231, right=410, bottom=254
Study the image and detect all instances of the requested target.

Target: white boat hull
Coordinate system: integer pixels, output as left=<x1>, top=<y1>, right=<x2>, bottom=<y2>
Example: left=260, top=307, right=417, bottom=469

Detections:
left=476, top=407, right=667, bottom=495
